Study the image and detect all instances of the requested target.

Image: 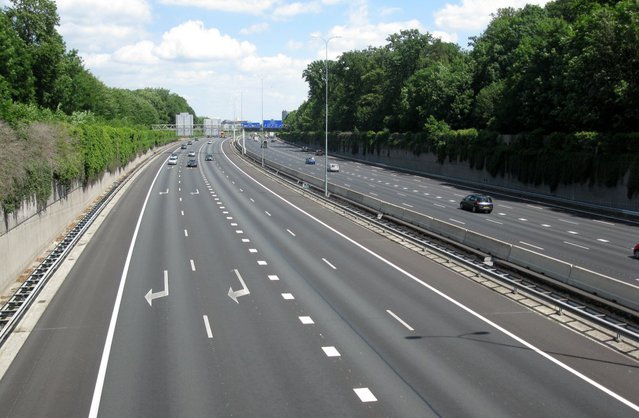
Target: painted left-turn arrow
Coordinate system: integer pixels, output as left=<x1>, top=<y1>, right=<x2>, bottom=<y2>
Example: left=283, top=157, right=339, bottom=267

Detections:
left=228, top=269, right=250, bottom=303
left=145, top=270, right=169, bottom=306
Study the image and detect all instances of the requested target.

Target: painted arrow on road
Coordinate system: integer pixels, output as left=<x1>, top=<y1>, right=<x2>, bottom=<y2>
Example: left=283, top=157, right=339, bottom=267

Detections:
left=145, top=270, right=169, bottom=306
left=190, top=189, right=200, bottom=195
left=159, top=189, right=169, bottom=195
left=228, top=269, right=250, bottom=303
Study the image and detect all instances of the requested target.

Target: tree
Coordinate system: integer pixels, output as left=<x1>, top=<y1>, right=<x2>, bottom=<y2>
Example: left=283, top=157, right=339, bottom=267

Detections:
left=5, top=0, right=66, bottom=109
left=0, top=10, right=34, bottom=103
left=400, top=53, right=473, bottom=130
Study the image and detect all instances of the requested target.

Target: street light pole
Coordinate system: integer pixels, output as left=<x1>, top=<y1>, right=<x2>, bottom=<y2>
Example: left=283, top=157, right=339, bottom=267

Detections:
left=316, top=35, right=341, bottom=197
left=261, top=76, right=264, bottom=167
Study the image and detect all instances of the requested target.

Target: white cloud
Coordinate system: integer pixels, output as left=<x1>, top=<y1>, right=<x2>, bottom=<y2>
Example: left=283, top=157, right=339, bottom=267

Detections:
left=431, top=31, right=458, bottom=44
left=347, top=0, right=369, bottom=27
left=240, top=22, right=270, bottom=35
left=112, top=41, right=159, bottom=64
left=154, top=20, right=257, bottom=60
left=319, top=19, right=425, bottom=59
left=56, top=0, right=151, bottom=52
left=434, top=0, right=552, bottom=32
left=158, top=0, right=277, bottom=14
left=273, top=1, right=322, bottom=19
left=57, top=0, right=152, bottom=22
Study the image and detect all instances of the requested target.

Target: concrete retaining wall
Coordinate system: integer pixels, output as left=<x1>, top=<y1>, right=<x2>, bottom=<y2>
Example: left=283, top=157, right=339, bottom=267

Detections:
left=0, top=146, right=170, bottom=293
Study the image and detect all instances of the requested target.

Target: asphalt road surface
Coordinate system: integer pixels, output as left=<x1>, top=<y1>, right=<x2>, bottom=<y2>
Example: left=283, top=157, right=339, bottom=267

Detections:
left=0, top=138, right=637, bottom=417
left=246, top=139, right=639, bottom=284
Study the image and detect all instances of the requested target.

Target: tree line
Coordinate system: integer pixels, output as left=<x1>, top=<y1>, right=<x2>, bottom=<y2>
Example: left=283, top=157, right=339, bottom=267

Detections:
left=0, top=0, right=194, bottom=216
left=286, top=0, right=639, bottom=135
left=0, top=0, right=197, bottom=127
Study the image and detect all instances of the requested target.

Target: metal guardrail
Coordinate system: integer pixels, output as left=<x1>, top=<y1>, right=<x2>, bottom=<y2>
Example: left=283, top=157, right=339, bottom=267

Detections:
left=234, top=139, right=639, bottom=343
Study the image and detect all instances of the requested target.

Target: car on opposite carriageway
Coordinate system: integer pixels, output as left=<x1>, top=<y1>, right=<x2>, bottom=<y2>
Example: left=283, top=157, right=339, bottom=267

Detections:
left=460, top=194, right=493, bottom=213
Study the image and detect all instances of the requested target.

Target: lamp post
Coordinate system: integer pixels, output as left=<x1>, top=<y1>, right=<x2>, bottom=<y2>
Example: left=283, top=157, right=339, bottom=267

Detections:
left=261, top=76, right=264, bottom=167
left=315, top=35, right=341, bottom=197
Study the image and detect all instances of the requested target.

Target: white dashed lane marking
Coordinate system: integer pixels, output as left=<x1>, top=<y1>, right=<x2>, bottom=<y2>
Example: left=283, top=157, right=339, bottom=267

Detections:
left=268, top=275, right=279, bottom=281
left=322, top=258, right=337, bottom=270
left=299, top=316, right=314, bottom=324
left=287, top=229, right=296, bottom=237
left=203, top=315, right=213, bottom=339
left=386, top=310, right=414, bottom=331
left=322, top=346, right=340, bottom=357
left=564, top=241, right=589, bottom=250
left=190, top=259, right=196, bottom=271
left=281, top=293, right=294, bottom=300
left=353, top=388, right=377, bottom=403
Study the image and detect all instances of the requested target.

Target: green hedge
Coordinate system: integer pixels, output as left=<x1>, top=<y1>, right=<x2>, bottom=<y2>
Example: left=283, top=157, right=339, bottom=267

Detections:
left=1, top=121, right=176, bottom=214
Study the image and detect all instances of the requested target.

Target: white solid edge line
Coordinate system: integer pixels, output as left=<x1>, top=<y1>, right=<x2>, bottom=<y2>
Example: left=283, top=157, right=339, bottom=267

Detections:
left=88, top=156, right=165, bottom=418
left=219, top=139, right=639, bottom=412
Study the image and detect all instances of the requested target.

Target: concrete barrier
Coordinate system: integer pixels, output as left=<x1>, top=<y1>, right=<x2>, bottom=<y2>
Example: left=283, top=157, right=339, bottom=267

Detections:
left=463, top=230, right=512, bottom=260
left=508, top=246, right=572, bottom=281
left=568, top=266, right=639, bottom=311
left=402, top=209, right=434, bottom=229
left=430, top=218, right=468, bottom=242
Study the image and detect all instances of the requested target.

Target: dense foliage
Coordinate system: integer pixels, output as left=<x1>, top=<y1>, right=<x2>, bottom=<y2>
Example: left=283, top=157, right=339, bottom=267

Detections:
left=287, top=0, right=639, bottom=134
left=284, top=0, right=639, bottom=198
left=0, top=117, right=175, bottom=214
left=0, top=0, right=197, bottom=215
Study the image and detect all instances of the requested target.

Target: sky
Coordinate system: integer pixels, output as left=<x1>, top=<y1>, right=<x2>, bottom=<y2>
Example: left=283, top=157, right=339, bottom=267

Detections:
left=4, top=0, right=550, bottom=122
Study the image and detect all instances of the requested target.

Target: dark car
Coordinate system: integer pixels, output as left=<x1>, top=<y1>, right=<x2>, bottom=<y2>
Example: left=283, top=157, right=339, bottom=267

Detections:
left=181, top=144, right=187, bottom=149
left=460, top=194, right=493, bottom=213
left=187, top=159, right=198, bottom=168
left=633, top=243, right=639, bottom=258
left=205, top=154, right=213, bottom=161
left=315, top=149, right=324, bottom=156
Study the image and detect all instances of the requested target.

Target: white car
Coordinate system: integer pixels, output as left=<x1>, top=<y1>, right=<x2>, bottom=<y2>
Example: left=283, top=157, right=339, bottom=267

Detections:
left=188, top=151, right=196, bottom=157
left=167, top=155, right=178, bottom=165
left=328, top=163, right=339, bottom=172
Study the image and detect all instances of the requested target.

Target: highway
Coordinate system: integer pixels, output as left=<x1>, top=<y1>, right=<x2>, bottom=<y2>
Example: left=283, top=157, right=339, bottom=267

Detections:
left=244, top=138, right=639, bottom=283
left=0, top=138, right=637, bottom=417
